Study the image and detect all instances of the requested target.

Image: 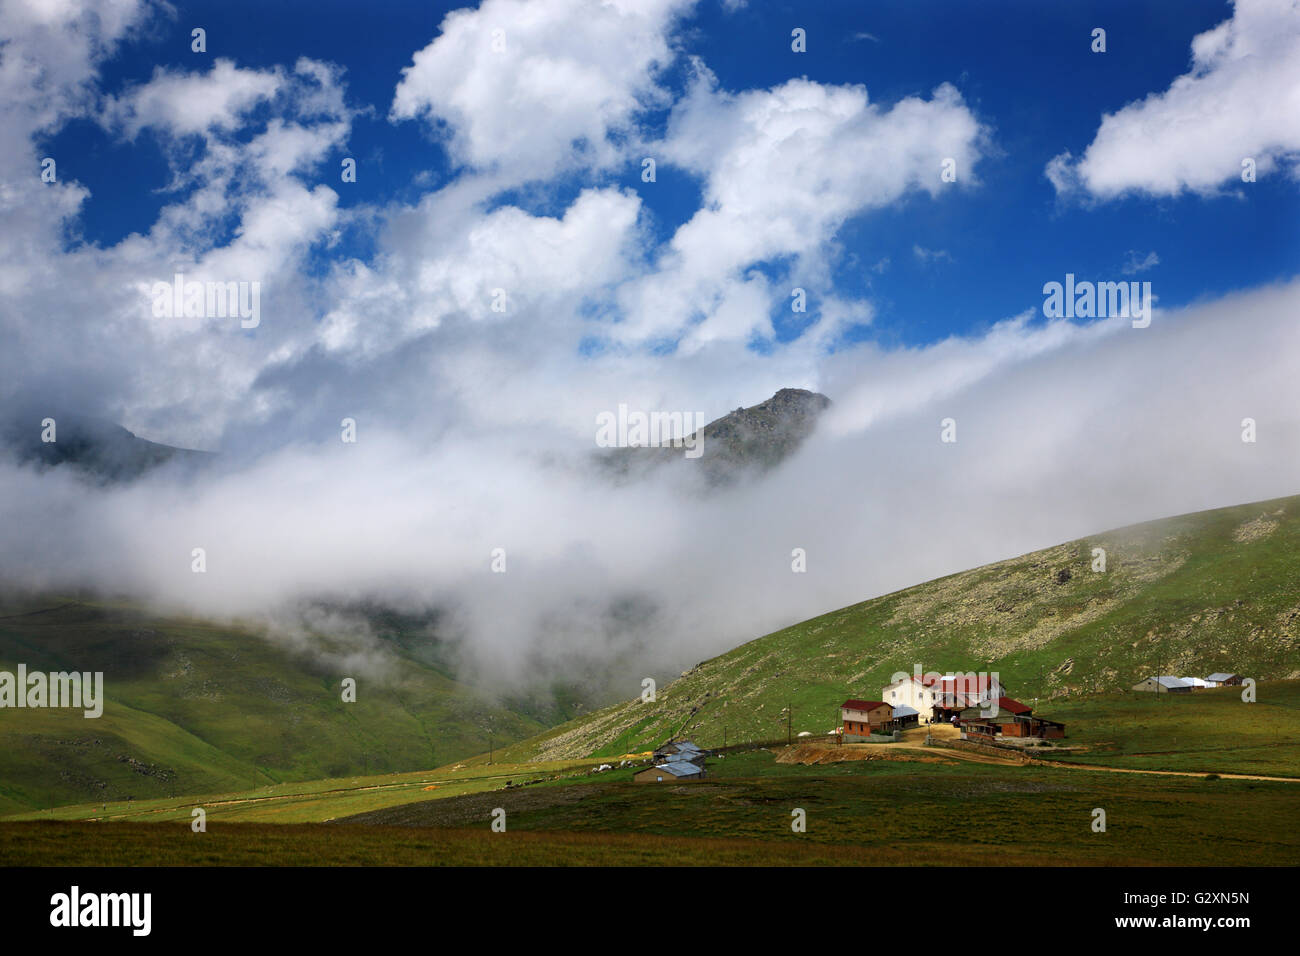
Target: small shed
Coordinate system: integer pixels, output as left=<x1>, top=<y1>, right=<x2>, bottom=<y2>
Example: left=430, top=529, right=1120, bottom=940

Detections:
left=1133, top=676, right=1193, bottom=694
left=1001, top=714, right=1066, bottom=739
left=634, top=760, right=704, bottom=783
left=888, top=704, right=920, bottom=730
left=653, top=740, right=706, bottom=765
left=1206, top=673, right=1242, bottom=687
left=956, top=698, right=1065, bottom=740
left=1029, top=716, right=1066, bottom=739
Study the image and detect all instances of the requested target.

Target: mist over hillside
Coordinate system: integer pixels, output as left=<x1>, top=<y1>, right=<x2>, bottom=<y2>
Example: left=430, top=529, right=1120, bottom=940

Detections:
left=1, top=0, right=1299, bottom=718
left=2, top=279, right=1300, bottom=699
left=499, top=492, right=1300, bottom=762
left=0, top=406, right=212, bottom=483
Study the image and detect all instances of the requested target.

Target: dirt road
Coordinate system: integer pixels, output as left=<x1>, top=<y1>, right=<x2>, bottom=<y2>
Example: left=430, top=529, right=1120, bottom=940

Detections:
left=781, top=731, right=1300, bottom=781
left=1033, top=759, right=1300, bottom=783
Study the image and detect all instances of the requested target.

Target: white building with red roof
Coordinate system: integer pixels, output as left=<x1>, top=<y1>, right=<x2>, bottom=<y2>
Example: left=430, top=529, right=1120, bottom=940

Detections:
left=881, top=674, right=944, bottom=716
left=882, top=671, right=1006, bottom=721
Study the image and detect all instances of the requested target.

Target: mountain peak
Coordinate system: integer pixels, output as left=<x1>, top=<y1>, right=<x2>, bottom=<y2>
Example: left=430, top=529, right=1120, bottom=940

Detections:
left=0, top=407, right=212, bottom=483
left=598, top=387, right=830, bottom=487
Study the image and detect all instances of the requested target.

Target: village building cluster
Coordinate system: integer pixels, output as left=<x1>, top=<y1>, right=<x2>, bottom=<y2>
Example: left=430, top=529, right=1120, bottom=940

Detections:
left=1132, top=673, right=1241, bottom=693
left=633, top=668, right=1246, bottom=784
left=840, top=672, right=1066, bottom=745
left=633, top=739, right=709, bottom=782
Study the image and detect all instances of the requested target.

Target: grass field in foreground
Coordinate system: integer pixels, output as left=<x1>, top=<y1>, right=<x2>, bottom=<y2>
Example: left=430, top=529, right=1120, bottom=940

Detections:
left=0, top=758, right=604, bottom=825
left=4, top=752, right=1296, bottom=866
left=335, top=752, right=1298, bottom=866
left=0, top=822, right=1184, bottom=867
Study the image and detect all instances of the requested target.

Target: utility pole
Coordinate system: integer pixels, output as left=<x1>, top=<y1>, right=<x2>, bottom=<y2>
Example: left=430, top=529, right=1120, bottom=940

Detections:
left=787, top=703, right=792, bottom=745
left=488, top=734, right=493, bottom=765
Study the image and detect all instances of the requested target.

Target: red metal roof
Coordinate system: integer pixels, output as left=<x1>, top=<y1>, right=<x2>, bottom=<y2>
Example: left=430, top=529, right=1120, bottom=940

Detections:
left=939, top=674, right=1000, bottom=689
left=841, top=699, right=889, bottom=711
left=999, top=697, right=1032, bottom=715
left=893, top=674, right=966, bottom=687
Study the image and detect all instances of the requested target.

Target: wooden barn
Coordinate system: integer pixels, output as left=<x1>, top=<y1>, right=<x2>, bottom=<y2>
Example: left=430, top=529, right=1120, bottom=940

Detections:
left=887, top=704, right=920, bottom=731
left=958, top=697, right=1065, bottom=741
left=1001, top=714, right=1066, bottom=739
left=1206, top=673, right=1242, bottom=687
left=1133, top=676, right=1193, bottom=694
left=634, top=760, right=705, bottom=783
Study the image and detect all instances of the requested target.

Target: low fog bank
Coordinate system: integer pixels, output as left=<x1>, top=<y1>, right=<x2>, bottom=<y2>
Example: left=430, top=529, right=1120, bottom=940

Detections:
left=2, top=280, right=1298, bottom=701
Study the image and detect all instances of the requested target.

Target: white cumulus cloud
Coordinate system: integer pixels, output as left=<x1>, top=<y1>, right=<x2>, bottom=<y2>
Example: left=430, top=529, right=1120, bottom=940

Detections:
left=390, top=0, right=694, bottom=180
left=1048, top=0, right=1300, bottom=198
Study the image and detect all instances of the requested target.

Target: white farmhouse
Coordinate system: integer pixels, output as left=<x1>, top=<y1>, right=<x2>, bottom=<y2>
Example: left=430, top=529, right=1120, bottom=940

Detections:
left=882, top=672, right=1007, bottom=721
left=881, top=675, right=942, bottom=719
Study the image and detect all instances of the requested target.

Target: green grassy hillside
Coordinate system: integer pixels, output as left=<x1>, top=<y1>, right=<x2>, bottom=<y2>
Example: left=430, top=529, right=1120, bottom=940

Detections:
left=496, top=494, right=1300, bottom=762
left=7, top=682, right=1293, bottom=833
left=0, top=599, right=546, bottom=813
left=7, top=492, right=1300, bottom=816
left=1040, top=682, right=1300, bottom=775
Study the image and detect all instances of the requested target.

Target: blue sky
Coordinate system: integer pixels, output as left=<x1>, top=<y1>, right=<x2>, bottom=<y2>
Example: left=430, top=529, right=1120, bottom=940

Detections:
left=5, top=0, right=1300, bottom=679
left=4, top=0, right=1300, bottom=446
left=42, top=0, right=1298, bottom=354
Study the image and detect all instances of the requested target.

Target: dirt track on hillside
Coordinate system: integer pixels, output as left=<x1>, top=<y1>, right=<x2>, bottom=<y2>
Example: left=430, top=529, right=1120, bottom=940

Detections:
left=1035, top=760, right=1300, bottom=783
left=776, top=740, right=1299, bottom=781
left=775, top=743, right=958, bottom=766
left=776, top=742, right=1024, bottom=767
